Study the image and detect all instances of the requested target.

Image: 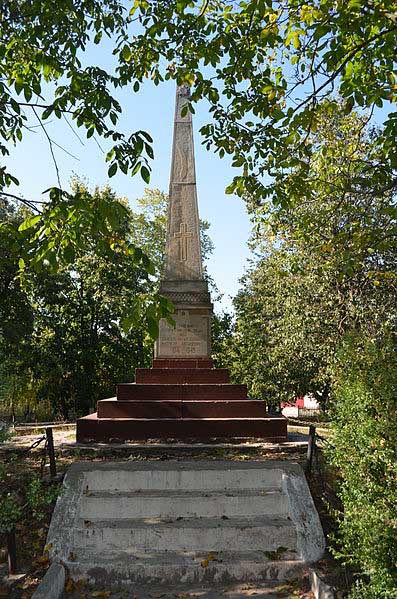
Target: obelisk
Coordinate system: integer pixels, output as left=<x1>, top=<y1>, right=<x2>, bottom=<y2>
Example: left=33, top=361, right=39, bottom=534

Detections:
left=155, top=85, right=213, bottom=359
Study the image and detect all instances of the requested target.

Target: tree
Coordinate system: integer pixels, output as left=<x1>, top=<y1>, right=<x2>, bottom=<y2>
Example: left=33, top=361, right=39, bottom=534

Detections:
left=0, top=2, right=170, bottom=325
left=328, top=333, right=397, bottom=599
left=0, top=184, right=218, bottom=419
left=0, top=184, right=166, bottom=419
left=226, top=104, right=395, bottom=408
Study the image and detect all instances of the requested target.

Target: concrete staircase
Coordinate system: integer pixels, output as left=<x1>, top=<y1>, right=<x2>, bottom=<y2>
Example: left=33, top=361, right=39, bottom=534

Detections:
left=76, top=359, right=287, bottom=442
left=48, top=461, right=325, bottom=588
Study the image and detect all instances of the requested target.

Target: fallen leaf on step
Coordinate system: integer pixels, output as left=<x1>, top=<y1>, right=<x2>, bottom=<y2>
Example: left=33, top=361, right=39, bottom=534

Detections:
left=84, top=520, right=92, bottom=528
left=92, top=591, right=111, bottom=598
left=36, top=555, right=50, bottom=566
left=242, top=583, right=255, bottom=589
left=264, top=546, right=288, bottom=561
left=177, top=593, right=190, bottom=598
left=44, top=542, right=53, bottom=552
left=65, top=578, right=76, bottom=593
left=201, top=559, right=209, bottom=568
left=68, top=551, right=77, bottom=561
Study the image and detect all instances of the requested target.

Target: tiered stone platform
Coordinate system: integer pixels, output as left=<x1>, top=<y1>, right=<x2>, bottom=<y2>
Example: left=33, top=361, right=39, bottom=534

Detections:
left=76, top=359, right=287, bottom=442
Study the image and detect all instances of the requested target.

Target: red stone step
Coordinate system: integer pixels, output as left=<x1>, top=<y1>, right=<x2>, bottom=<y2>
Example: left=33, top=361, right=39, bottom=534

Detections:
left=97, top=399, right=265, bottom=419
left=135, top=368, right=230, bottom=384
left=76, top=414, right=287, bottom=442
left=182, top=400, right=265, bottom=418
left=117, top=383, right=248, bottom=401
left=152, top=359, right=214, bottom=369
left=97, top=399, right=182, bottom=419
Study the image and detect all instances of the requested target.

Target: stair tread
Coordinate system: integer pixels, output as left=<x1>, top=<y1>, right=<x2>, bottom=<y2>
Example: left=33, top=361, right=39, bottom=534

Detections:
left=76, top=515, right=294, bottom=529
left=81, top=488, right=283, bottom=498
left=67, top=550, right=301, bottom=564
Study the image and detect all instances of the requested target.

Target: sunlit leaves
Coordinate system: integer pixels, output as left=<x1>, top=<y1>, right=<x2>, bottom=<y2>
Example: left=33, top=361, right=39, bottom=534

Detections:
left=226, top=104, right=396, bottom=408
left=1, top=0, right=154, bottom=191
left=113, top=0, right=397, bottom=209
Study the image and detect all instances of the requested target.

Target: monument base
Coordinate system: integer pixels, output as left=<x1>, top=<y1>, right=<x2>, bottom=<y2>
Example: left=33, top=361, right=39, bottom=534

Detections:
left=76, top=359, right=287, bottom=443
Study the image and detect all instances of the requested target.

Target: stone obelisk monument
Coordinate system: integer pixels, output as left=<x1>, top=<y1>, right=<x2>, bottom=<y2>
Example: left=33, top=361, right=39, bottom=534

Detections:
left=76, top=84, right=287, bottom=443
left=155, top=85, right=212, bottom=360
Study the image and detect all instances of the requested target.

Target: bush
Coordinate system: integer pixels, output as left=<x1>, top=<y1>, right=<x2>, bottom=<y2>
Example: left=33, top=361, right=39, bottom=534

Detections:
left=328, top=333, right=397, bottom=598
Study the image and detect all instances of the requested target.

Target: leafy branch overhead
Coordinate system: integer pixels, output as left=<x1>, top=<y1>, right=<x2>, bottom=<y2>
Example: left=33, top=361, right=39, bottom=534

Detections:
left=1, top=1, right=154, bottom=188
left=2, top=1, right=396, bottom=208
left=120, top=0, right=396, bottom=208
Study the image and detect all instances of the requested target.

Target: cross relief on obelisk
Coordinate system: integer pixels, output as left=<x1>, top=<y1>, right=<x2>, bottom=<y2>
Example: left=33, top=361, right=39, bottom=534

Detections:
left=155, top=84, right=212, bottom=359
left=174, top=222, right=193, bottom=261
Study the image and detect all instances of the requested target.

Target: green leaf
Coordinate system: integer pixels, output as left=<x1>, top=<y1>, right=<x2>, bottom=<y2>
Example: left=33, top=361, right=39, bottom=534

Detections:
left=141, top=165, right=150, bottom=183
left=147, top=315, right=159, bottom=339
left=121, top=45, right=131, bottom=61
left=18, top=215, right=41, bottom=231
left=23, top=86, right=32, bottom=102
left=108, top=162, right=118, bottom=177
left=63, top=244, right=75, bottom=263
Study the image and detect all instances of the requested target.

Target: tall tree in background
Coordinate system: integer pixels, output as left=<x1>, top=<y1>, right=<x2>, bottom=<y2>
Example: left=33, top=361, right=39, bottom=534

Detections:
left=223, top=102, right=395, bottom=408
left=1, top=183, right=159, bottom=419
left=0, top=184, right=216, bottom=420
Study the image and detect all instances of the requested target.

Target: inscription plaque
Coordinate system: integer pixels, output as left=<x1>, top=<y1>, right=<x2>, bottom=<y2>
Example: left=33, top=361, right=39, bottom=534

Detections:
left=156, top=310, right=210, bottom=357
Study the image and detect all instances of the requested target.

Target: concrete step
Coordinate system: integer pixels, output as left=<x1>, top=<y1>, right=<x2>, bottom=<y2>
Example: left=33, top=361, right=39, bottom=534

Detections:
left=76, top=415, right=287, bottom=442
left=79, top=489, right=289, bottom=520
left=116, top=383, right=248, bottom=401
left=135, top=368, right=230, bottom=384
left=73, top=516, right=297, bottom=553
left=83, top=465, right=284, bottom=492
left=47, top=461, right=326, bottom=588
left=65, top=551, right=305, bottom=585
left=96, top=399, right=266, bottom=419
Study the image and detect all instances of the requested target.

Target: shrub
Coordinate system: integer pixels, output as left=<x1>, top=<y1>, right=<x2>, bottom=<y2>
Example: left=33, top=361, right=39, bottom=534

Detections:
left=328, top=333, right=397, bottom=598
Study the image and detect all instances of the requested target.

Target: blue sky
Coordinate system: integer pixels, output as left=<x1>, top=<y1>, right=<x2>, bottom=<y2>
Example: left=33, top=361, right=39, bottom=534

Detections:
left=6, top=76, right=253, bottom=313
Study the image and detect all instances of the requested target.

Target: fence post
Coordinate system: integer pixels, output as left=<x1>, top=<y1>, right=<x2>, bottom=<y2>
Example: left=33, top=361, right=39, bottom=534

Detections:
left=7, top=529, right=17, bottom=575
left=46, top=427, right=56, bottom=479
left=306, top=425, right=316, bottom=475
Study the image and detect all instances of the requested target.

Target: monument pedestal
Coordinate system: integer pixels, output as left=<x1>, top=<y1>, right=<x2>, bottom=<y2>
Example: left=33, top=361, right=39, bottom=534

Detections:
left=76, top=359, right=287, bottom=442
